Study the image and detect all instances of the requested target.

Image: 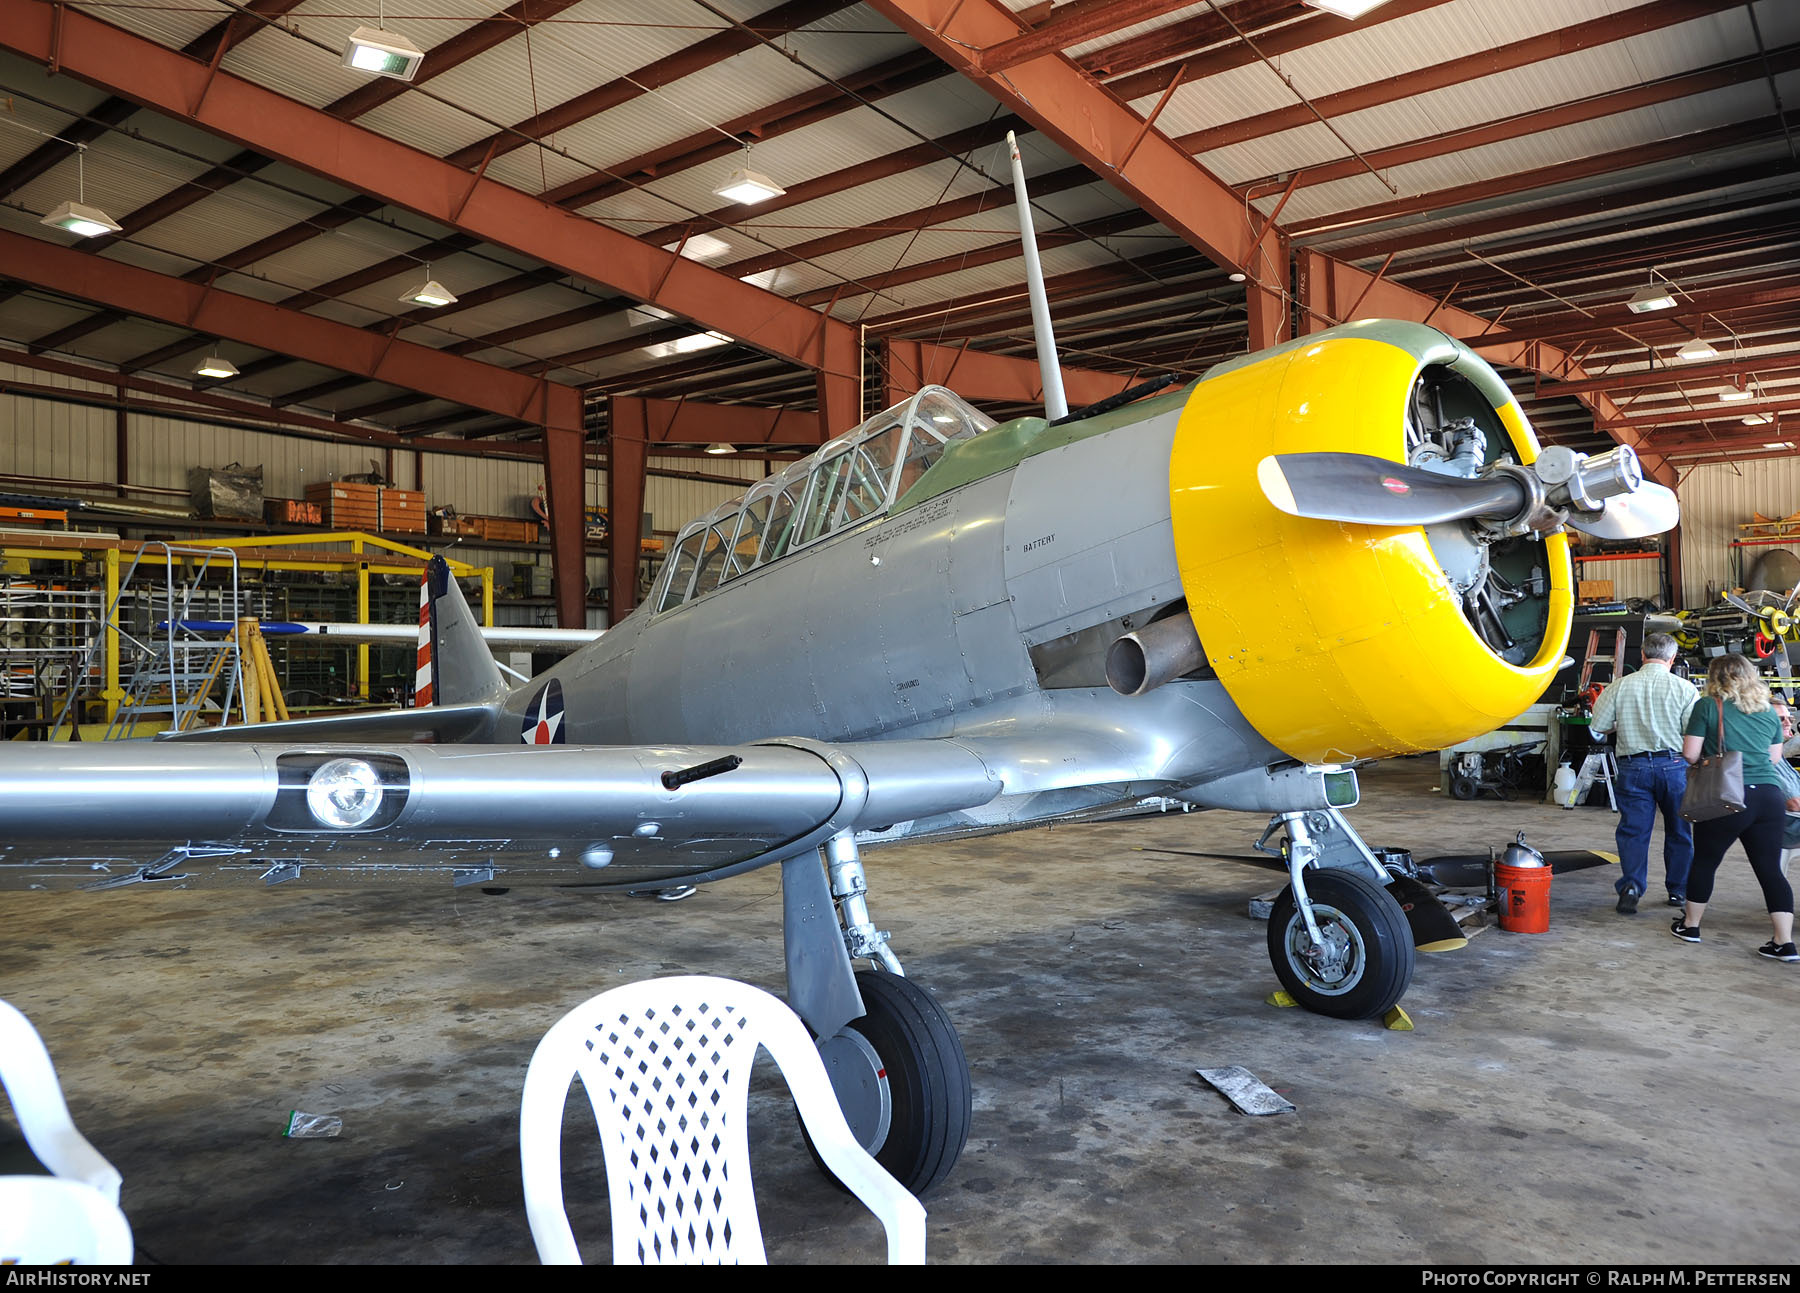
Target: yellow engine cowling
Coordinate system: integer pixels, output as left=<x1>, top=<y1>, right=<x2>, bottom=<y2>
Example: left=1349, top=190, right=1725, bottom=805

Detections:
left=1170, top=320, right=1572, bottom=765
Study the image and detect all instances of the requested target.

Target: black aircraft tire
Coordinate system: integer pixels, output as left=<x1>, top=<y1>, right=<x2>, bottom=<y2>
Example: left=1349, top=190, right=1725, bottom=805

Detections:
left=808, top=970, right=971, bottom=1196
left=1266, top=868, right=1415, bottom=1020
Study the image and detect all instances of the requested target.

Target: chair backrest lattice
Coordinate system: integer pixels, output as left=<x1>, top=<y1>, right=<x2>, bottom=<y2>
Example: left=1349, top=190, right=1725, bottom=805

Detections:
left=521, top=975, right=927, bottom=1266
left=584, top=996, right=760, bottom=1264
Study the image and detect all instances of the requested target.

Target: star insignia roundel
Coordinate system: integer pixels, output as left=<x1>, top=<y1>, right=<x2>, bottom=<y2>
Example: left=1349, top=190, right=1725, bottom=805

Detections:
left=521, top=678, right=566, bottom=745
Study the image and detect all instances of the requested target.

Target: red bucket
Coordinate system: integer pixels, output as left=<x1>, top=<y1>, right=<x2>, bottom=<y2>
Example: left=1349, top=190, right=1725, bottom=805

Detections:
left=1495, top=862, right=1551, bottom=934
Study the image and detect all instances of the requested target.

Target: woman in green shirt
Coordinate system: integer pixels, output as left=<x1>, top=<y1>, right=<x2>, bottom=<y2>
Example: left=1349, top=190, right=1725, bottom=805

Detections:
left=1673, top=653, right=1797, bottom=962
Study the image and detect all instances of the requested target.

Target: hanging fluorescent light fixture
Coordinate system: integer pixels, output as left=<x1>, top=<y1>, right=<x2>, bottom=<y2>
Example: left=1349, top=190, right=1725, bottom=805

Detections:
left=1626, top=282, right=1676, bottom=313
left=1743, top=413, right=1774, bottom=426
left=39, top=147, right=120, bottom=238
left=1676, top=338, right=1718, bottom=361
left=1719, top=384, right=1753, bottom=402
left=194, top=353, right=239, bottom=380
left=41, top=200, right=122, bottom=238
left=342, top=15, right=424, bottom=81
left=713, top=146, right=785, bottom=204
left=400, top=270, right=457, bottom=307
left=704, top=443, right=737, bottom=456
left=1302, top=0, right=1393, bottom=18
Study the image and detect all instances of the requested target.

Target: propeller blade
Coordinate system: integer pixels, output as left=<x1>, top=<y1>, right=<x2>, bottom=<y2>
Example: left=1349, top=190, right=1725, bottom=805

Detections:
left=1561, top=481, right=1679, bottom=541
left=1257, top=453, right=1526, bottom=527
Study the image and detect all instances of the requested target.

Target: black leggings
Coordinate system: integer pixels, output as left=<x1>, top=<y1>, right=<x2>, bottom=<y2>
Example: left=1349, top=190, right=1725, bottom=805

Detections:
left=1688, top=782, right=1796, bottom=914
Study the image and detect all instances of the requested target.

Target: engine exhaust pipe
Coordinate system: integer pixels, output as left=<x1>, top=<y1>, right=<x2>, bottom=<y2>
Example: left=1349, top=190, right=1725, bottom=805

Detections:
left=1105, top=611, right=1206, bottom=697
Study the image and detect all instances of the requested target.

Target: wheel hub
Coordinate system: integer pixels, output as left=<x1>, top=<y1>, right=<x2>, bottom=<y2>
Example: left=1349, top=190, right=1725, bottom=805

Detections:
left=815, top=1027, right=893, bottom=1153
left=1288, top=905, right=1367, bottom=994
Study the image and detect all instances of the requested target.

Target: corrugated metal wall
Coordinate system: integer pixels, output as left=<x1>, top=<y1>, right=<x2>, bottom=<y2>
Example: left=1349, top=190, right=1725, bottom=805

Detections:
left=20, top=368, right=1783, bottom=620
left=0, top=369, right=774, bottom=635
left=1675, top=461, right=1800, bottom=605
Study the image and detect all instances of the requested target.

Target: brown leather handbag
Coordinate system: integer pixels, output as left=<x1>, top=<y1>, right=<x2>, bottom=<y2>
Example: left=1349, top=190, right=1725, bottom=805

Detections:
left=1680, top=699, right=1746, bottom=822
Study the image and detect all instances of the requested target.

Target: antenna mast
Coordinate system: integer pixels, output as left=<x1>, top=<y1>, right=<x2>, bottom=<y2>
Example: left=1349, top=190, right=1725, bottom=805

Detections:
left=1006, top=131, right=1068, bottom=421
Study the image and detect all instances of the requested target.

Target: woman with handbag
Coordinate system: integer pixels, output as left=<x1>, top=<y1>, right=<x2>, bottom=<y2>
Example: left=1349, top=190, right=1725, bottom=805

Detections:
left=1673, top=653, right=1797, bottom=961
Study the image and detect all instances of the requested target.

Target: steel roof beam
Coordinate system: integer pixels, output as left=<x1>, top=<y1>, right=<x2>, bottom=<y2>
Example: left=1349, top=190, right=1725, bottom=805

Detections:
left=1290, top=114, right=1799, bottom=240
left=791, top=210, right=1160, bottom=308
left=719, top=165, right=1096, bottom=282
left=882, top=339, right=1139, bottom=408
left=867, top=0, right=1258, bottom=272
left=0, top=0, right=859, bottom=385
left=0, top=0, right=302, bottom=200
left=1529, top=356, right=1800, bottom=400
left=1296, top=249, right=1667, bottom=484
left=440, top=0, right=856, bottom=172
left=0, top=227, right=580, bottom=437
left=980, top=0, right=1198, bottom=74
left=1099, top=0, right=1449, bottom=100
left=640, top=117, right=1025, bottom=249
left=1239, top=46, right=1800, bottom=202
left=1179, top=0, right=1747, bottom=156
left=1458, top=280, right=1800, bottom=350
left=542, top=48, right=946, bottom=212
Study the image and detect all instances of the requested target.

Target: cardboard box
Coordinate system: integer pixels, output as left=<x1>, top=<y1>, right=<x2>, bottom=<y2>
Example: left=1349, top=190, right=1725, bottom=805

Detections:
left=264, top=498, right=323, bottom=526
left=429, top=514, right=484, bottom=537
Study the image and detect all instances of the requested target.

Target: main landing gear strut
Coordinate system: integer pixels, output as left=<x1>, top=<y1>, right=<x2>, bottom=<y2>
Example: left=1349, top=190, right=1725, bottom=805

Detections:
left=780, top=830, right=972, bottom=1195
left=1257, top=808, right=1416, bottom=1020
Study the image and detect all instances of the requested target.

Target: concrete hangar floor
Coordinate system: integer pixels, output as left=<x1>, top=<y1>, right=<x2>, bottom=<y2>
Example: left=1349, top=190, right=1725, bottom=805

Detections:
left=1, top=758, right=1795, bottom=1265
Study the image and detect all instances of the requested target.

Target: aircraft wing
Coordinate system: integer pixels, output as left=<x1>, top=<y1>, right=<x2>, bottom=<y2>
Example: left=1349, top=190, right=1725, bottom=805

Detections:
left=0, top=736, right=1003, bottom=892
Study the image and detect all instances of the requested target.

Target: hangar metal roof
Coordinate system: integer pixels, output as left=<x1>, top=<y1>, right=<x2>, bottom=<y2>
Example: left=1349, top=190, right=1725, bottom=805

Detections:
left=0, top=0, right=1793, bottom=466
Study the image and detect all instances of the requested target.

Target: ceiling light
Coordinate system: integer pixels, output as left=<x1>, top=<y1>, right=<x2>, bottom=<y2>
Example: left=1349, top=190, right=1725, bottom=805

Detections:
left=400, top=276, right=457, bottom=307
left=342, top=26, right=424, bottom=81
left=1228, top=271, right=1247, bottom=283
left=704, top=443, right=736, bottom=456
left=1763, top=442, right=1793, bottom=450
left=1626, top=283, right=1676, bottom=313
left=1302, top=0, right=1394, bottom=17
left=713, top=147, right=785, bottom=205
left=40, top=199, right=122, bottom=238
left=1720, top=385, right=1753, bottom=402
left=194, top=353, right=238, bottom=380
left=1676, top=338, right=1718, bottom=361
left=1743, top=413, right=1774, bottom=426
left=664, top=233, right=733, bottom=262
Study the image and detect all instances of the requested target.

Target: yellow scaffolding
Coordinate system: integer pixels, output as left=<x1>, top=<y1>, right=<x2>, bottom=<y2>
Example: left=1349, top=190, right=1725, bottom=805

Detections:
left=0, top=531, right=492, bottom=717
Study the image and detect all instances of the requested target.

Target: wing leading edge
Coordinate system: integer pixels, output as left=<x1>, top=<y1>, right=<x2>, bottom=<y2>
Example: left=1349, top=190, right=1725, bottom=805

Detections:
left=0, top=737, right=1003, bottom=892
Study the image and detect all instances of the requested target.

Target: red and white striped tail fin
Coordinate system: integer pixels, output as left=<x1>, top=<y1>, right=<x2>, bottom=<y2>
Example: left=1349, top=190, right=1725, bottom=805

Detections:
left=414, top=565, right=435, bottom=707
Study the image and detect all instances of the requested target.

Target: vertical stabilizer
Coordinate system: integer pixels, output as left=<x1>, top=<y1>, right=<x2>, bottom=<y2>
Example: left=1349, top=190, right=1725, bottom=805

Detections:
left=415, top=558, right=507, bottom=707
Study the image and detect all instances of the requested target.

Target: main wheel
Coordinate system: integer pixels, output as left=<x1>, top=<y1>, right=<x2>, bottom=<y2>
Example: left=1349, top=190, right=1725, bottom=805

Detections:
left=810, top=969, right=971, bottom=1196
left=1266, top=867, right=1415, bottom=1020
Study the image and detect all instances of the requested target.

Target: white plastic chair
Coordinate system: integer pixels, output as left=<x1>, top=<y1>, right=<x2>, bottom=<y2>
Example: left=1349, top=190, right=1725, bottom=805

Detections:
left=0, top=999, right=132, bottom=1264
left=0, top=1177, right=133, bottom=1265
left=520, top=975, right=926, bottom=1265
left=0, top=1000, right=122, bottom=1202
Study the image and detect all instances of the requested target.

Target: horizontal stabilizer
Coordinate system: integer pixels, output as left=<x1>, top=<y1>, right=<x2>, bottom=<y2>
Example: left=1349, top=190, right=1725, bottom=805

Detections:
left=160, top=702, right=499, bottom=745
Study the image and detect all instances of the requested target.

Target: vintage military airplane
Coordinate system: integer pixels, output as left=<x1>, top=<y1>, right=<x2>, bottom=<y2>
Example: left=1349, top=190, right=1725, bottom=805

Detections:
left=0, top=317, right=1677, bottom=1195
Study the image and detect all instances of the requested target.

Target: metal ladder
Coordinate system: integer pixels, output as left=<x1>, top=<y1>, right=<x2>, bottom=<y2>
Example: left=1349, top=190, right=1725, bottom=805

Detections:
left=51, top=543, right=248, bottom=740
left=1571, top=748, right=1618, bottom=813
left=1577, top=627, right=1627, bottom=694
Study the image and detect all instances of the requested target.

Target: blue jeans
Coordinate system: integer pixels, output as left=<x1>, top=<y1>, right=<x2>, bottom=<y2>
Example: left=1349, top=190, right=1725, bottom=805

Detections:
left=1614, top=754, right=1693, bottom=897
